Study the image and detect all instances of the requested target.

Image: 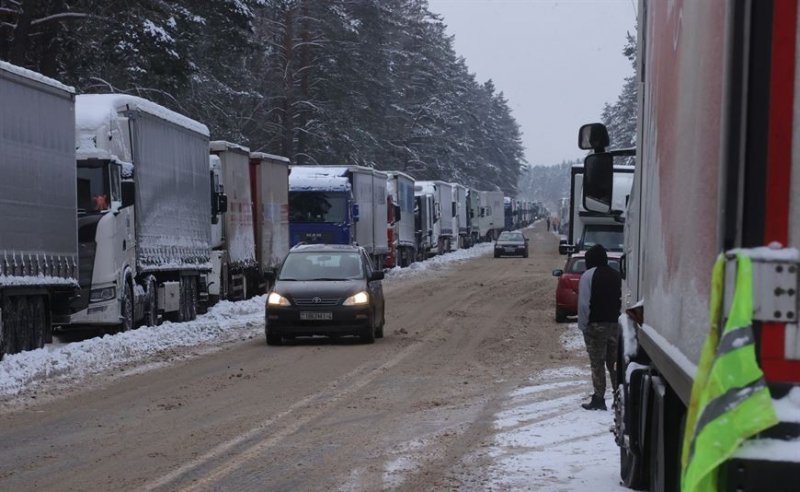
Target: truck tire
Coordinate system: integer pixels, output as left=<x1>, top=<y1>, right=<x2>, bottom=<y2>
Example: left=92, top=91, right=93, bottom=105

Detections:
left=144, top=277, right=159, bottom=327
left=618, top=370, right=649, bottom=490
left=120, top=283, right=134, bottom=332
left=1, top=297, right=16, bottom=356
left=30, top=296, right=47, bottom=350
left=17, top=296, right=32, bottom=351
left=188, top=277, right=197, bottom=321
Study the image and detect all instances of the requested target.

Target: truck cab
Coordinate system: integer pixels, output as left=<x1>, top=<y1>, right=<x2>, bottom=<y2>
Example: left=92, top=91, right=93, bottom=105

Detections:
left=71, top=153, right=137, bottom=329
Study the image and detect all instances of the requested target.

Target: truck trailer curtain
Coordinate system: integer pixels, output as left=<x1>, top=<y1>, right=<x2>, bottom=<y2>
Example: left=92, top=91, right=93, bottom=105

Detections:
left=680, top=254, right=778, bottom=492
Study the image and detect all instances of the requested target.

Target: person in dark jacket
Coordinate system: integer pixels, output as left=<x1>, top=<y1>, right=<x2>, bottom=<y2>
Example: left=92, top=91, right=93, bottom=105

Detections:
left=577, top=244, right=622, bottom=410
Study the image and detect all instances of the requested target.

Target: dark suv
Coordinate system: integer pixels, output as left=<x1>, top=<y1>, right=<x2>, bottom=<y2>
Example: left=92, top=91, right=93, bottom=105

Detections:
left=265, top=244, right=386, bottom=345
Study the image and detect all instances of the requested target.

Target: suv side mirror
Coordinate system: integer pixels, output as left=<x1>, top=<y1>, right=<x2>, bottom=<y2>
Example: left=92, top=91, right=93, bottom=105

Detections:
left=583, top=152, right=614, bottom=214
left=369, top=271, right=385, bottom=281
left=552, top=269, right=563, bottom=277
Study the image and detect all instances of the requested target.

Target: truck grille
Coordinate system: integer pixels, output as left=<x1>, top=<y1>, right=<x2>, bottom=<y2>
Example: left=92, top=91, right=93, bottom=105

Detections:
left=293, top=297, right=341, bottom=306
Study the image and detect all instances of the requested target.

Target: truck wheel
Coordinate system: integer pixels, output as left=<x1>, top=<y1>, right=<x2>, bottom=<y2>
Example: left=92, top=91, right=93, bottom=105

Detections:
left=144, top=277, right=159, bottom=326
left=618, top=369, right=649, bottom=490
left=120, top=283, right=134, bottom=332
left=1, top=297, right=16, bottom=356
left=30, top=296, right=46, bottom=350
left=17, top=296, right=32, bottom=351
left=188, top=277, right=197, bottom=321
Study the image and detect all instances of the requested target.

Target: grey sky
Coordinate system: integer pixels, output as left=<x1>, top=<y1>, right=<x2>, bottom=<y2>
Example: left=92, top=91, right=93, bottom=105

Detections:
left=427, top=0, right=637, bottom=167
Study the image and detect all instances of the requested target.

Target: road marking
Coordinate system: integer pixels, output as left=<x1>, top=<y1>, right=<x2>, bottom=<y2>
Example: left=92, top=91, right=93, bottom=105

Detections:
left=145, top=339, right=424, bottom=491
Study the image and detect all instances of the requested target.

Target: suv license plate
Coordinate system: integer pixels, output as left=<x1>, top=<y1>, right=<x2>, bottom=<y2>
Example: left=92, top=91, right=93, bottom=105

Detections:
left=300, top=311, right=333, bottom=321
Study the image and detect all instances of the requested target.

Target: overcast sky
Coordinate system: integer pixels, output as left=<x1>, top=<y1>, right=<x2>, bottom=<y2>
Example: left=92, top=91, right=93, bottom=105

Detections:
left=427, top=0, right=637, bottom=167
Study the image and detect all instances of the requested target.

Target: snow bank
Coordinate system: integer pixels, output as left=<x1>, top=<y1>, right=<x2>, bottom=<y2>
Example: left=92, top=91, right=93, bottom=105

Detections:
left=0, top=296, right=265, bottom=397
left=384, top=242, right=493, bottom=280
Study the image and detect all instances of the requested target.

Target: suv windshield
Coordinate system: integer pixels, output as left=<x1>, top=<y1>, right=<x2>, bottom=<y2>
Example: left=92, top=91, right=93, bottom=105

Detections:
left=289, top=191, right=348, bottom=223
left=279, top=252, right=364, bottom=281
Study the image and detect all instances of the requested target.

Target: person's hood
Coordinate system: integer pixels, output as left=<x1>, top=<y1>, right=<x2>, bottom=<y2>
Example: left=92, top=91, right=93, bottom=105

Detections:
left=585, top=244, right=608, bottom=269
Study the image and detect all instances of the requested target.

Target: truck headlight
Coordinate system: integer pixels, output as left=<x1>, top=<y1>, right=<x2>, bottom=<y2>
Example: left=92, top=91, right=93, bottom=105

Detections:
left=89, top=287, right=116, bottom=303
left=343, top=291, right=369, bottom=306
left=267, top=292, right=291, bottom=306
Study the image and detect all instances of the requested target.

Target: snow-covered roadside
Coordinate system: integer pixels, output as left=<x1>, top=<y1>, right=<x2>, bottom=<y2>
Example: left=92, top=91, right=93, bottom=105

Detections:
left=0, top=296, right=265, bottom=398
left=486, top=323, right=626, bottom=491
left=385, top=242, right=493, bottom=280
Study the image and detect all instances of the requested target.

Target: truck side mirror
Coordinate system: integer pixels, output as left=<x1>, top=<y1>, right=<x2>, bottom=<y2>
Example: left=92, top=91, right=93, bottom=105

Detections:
left=352, top=203, right=360, bottom=222
left=583, top=152, right=614, bottom=214
left=394, top=205, right=401, bottom=222
left=217, top=192, right=228, bottom=214
left=620, top=254, right=627, bottom=279
left=578, top=123, right=610, bottom=152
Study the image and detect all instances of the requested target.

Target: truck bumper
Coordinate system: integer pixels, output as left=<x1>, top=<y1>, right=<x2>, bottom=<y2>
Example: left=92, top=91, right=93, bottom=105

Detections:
left=66, top=298, right=121, bottom=327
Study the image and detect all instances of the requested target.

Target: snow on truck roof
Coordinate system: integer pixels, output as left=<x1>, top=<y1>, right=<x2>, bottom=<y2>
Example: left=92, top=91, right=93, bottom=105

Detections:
left=210, top=140, right=250, bottom=154
left=289, top=166, right=350, bottom=192
left=0, top=60, right=74, bottom=93
left=76, top=94, right=209, bottom=136
left=250, top=152, right=290, bottom=163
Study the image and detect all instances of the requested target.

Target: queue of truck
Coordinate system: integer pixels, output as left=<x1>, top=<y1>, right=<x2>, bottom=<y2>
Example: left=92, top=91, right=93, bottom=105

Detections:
left=0, top=60, right=541, bottom=359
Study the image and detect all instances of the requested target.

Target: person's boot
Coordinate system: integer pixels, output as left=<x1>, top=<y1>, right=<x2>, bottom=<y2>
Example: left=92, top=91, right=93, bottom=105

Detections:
left=581, top=394, right=607, bottom=411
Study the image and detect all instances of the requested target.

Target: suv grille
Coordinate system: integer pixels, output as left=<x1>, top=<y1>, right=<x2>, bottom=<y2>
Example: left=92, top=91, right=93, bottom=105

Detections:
left=293, top=297, right=341, bottom=306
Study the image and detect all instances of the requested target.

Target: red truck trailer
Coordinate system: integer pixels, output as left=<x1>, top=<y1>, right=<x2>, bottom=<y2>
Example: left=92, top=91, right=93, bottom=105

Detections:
left=582, top=1, right=800, bottom=490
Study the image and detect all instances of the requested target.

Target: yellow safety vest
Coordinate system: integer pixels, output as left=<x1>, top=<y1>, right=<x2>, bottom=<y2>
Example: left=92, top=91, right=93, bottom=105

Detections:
left=681, top=253, right=778, bottom=492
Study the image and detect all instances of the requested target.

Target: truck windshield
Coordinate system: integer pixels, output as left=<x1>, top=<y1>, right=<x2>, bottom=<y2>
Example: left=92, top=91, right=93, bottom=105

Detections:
left=279, top=252, right=364, bottom=280
left=77, top=165, right=111, bottom=214
left=289, top=191, right=347, bottom=223
left=581, top=226, right=624, bottom=252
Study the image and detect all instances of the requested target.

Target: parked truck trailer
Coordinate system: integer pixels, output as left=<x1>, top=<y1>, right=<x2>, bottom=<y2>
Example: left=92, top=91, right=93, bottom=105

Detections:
left=478, top=191, right=505, bottom=241
left=70, top=94, right=212, bottom=330
left=250, top=152, right=290, bottom=291
left=0, top=61, right=78, bottom=357
left=582, top=1, right=800, bottom=490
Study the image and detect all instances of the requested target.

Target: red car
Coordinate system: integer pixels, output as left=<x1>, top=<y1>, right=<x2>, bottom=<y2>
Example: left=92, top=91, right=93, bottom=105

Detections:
left=552, top=252, right=621, bottom=322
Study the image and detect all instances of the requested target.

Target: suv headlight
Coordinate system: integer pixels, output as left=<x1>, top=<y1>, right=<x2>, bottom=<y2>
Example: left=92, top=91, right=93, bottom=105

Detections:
left=89, top=286, right=116, bottom=303
left=343, top=291, right=369, bottom=306
left=267, top=292, right=291, bottom=306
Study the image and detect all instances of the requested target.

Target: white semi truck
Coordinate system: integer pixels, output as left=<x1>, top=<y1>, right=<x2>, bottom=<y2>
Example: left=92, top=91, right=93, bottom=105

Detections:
left=70, top=94, right=212, bottom=330
left=208, top=141, right=257, bottom=302
left=477, top=191, right=505, bottom=241
left=416, top=181, right=455, bottom=253
left=387, top=171, right=417, bottom=267
left=0, top=61, right=78, bottom=357
left=565, top=163, right=633, bottom=255
left=452, top=183, right=469, bottom=249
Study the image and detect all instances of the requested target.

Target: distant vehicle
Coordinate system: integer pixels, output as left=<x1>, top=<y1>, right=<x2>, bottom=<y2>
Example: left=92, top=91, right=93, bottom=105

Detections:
left=494, top=231, right=529, bottom=258
left=552, top=252, right=621, bottom=322
left=265, top=244, right=385, bottom=345
left=288, top=166, right=388, bottom=270
left=386, top=171, right=417, bottom=268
